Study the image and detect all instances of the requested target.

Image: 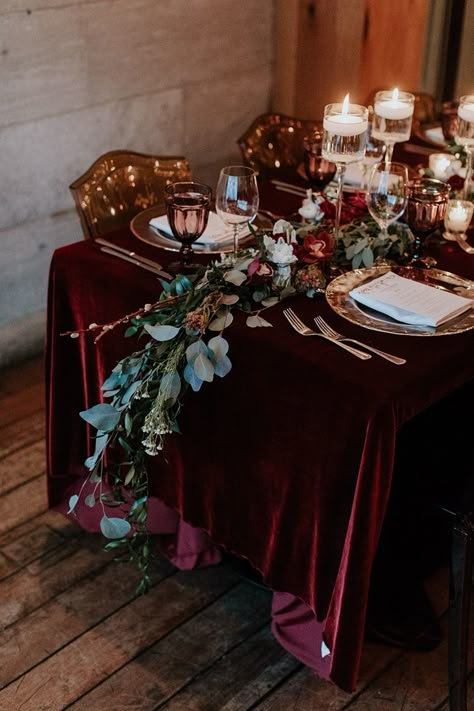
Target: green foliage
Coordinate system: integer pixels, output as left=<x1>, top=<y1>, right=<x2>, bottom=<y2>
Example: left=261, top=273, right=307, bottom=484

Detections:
left=71, top=216, right=413, bottom=591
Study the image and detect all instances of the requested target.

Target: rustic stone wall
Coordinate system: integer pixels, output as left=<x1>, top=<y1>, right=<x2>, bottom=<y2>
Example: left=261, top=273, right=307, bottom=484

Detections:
left=0, top=0, right=274, bottom=366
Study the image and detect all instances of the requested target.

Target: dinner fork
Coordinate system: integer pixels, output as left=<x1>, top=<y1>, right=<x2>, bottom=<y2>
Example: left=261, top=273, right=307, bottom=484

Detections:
left=313, top=315, right=407, bottom=365
left=283, top=308, right=371, bottom=360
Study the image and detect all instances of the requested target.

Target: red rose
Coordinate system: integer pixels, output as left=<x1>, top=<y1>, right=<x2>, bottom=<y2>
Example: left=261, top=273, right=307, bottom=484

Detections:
left=247, top=257, right=274, bottom=283
left=294, top=231, right=333, bottom=263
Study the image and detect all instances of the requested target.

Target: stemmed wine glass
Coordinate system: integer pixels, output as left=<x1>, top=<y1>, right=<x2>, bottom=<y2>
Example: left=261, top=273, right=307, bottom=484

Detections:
left=358, top=122, right=386, bottom=190
left=455, top=94, right=474, bottom=200
left=164, top=181, right=212, bottom=274
left=406, top=177, right=450, bottom=261
left=303, top=129, right=336, bottom=195
left=372, top=89, right=415, bottom=163
left=215, top=166, right=259, bottom=256
left=322, top=96, right=368, bottom=244
left=366, top=162, right=408, bottom=239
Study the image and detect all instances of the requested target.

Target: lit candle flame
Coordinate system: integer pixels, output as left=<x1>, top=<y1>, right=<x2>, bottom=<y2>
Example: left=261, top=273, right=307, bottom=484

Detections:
left=392, top=87, right=399, bottom=101
left=342, top=94, right=350, bottom=114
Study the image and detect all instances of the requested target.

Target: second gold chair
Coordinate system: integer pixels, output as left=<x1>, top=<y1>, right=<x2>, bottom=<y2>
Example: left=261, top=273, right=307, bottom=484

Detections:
left=237, top=113, right=322, bottom=175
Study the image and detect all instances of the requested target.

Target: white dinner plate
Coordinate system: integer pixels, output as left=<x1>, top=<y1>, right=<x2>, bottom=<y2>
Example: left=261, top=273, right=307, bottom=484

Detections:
left=130, top=206, right=271, bottom=255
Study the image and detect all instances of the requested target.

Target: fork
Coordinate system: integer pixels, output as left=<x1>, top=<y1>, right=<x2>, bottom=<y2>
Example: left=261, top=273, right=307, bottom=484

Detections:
left=313, top=315, right=407, bottom=365
left=283, top=309, right=371, bottom=360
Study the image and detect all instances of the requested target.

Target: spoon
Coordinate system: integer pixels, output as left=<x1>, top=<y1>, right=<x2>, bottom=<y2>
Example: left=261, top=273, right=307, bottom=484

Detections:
left=453, top=233, right=474, bottom=255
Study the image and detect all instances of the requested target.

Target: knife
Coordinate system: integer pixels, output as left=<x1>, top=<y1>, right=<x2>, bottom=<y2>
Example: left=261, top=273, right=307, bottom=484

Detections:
left=270, top=179, right=307, bottom=197
left=97, top=241, right=172, bottom=280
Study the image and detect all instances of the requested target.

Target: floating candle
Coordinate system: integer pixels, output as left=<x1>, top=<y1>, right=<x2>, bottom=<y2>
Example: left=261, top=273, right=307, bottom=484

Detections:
left=323, top=94, right=368, bottom=136
left=374, top=88, right=414, bottom=120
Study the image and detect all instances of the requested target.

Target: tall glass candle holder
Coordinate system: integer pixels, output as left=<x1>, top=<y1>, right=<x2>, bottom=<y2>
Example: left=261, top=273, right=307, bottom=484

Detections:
left=372, top=89, right=415, bottom=162
left=455, top=95, right=474, bottom=200
left=322, top=96, right=368, bottom=245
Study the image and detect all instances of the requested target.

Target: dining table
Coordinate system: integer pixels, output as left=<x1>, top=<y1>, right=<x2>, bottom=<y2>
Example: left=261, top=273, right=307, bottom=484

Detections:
left=46, top=146, right=474, bottom=693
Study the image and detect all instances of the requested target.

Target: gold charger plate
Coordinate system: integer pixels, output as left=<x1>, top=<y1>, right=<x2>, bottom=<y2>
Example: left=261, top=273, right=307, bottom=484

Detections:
left=325, top=265, right=474, bottom=337
left=131, top=205, right=272, bottom=255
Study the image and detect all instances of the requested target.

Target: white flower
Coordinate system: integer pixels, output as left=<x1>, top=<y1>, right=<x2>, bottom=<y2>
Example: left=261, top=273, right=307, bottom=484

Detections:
left=272, top=219, right=297, bottom=244
left=263, top=235, right=297, bottom=266
left=298, top=189, right=324, bottom=221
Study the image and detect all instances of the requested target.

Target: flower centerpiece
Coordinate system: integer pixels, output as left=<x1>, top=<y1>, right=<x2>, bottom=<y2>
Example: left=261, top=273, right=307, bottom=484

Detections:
left=66, top=192, right=414, bottom=591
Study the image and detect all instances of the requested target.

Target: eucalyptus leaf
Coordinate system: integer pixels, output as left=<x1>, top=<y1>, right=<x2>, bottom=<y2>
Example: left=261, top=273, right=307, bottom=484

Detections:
left=67, top=494, right=79, bottom=514
left=124, top=465, right=135, bottom=486
left=80, top=403, right=120, bottom=432
left=246, top=314, right=273, bottom=328
left=194, top=353, right=215, bottom=382
left=221, top=294, right=240, bottom=305
left=207, top=335, right=229, bottom=360
left=261, top=296, right=279, bottom=308
left=352, top=251, right=363, bottom=269
left=144, top=323, right=180, bottom=341
left=124, top=326, right=138, bottom=337
left=208, top=311, right=234, bottom=331
left=184, top=363, right=203, bottom=392
left=84, top=494, right=96, bottom=508
left=362, top=246, right=374, bottom=267
left=224, top=269, right=247, bottom=286
left=121, top=380, right=141, bottom=405
left=186, top=339, right=208, bottom=363
left=214, top=354, right=232, bottom=378
left=101, top=371, right=127, bottom=391
left=84, top=432, right=108, bottom=470
left=100, top=516, right=131, bottom=539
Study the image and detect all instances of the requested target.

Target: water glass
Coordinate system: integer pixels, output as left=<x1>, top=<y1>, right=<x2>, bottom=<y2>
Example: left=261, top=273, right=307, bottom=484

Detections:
left=164, top=182, right=211, bottom=273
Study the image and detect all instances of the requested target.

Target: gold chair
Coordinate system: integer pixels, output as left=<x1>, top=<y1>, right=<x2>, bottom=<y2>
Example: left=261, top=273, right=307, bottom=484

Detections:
left=237, top=113, right=322, bottom=174
left=69, top=150, right=192, bottom=239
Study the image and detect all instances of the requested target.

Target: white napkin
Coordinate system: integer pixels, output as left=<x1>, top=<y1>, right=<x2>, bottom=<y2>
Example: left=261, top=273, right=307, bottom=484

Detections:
left=149, top=212, right=250, bottom=249
left=350, top=271, right=472, bottom=327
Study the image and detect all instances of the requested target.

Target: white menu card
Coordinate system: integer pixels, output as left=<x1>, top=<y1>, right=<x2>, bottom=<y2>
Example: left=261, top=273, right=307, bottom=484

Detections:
left=349, top=271, right=472, bottom=327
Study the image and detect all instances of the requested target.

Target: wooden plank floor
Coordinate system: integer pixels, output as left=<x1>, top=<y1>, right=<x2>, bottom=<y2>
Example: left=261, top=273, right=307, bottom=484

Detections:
left=0, top=356, right=472, bottom=711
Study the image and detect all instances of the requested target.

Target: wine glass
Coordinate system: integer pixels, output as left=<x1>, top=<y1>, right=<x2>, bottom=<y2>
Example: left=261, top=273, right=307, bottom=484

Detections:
left=358, top=122, right=386, bottom=190
left=455, top=94, right=474, bottom=199
left=366, top=162, right=408, bottom=240
left=164, top=181, right=212, bottom=274
left=372, top=89, right=415, bottom=163
left=406, top=177, right=450, bottom=260
left=322, top=96, right=368, bottom=244
left=215, top=166, right=259, bottom=256
left=303, top=129, right=336, bottom=195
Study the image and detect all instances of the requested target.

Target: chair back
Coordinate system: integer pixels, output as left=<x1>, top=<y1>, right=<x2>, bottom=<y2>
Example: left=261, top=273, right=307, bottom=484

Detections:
left=69, top=150, right=192, bottom=239
left=237, top=113, right=322, bottom=174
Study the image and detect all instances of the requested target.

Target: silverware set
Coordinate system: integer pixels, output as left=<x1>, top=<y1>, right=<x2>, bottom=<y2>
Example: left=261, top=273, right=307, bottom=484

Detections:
left=95, top=237, right=173, bottom=280
left=283, top=308, right=406, bottom=364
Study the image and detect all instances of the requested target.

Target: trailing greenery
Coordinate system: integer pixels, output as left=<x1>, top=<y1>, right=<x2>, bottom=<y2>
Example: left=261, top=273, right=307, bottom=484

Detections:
left=67, top=215, right=413, bottom=591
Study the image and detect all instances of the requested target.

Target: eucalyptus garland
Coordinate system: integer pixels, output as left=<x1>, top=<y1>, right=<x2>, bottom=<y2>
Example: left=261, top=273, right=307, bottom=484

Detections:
left=66, top=216, right=413, bottom=591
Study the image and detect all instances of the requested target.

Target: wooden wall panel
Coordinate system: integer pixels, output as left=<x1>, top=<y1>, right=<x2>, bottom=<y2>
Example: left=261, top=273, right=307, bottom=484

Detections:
left=358, top=0, right=430, bottom=104
left=273, top=0, right=430, bottom=118
left=294, top=0, right=365, bottom=118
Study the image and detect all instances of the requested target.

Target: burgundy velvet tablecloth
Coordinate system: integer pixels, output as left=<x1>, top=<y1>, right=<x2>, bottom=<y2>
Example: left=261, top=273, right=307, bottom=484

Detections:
left=46, top=187, right=474, bottom=692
